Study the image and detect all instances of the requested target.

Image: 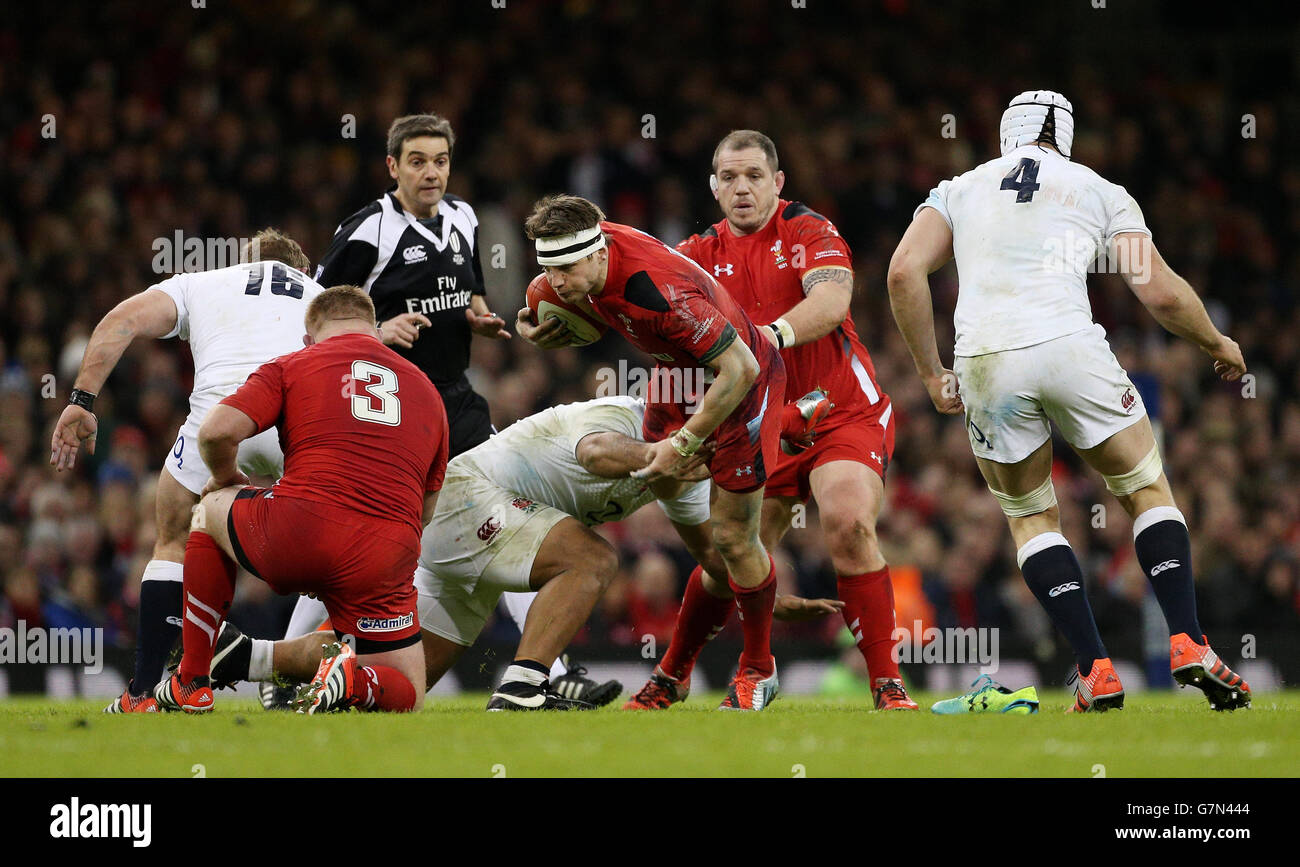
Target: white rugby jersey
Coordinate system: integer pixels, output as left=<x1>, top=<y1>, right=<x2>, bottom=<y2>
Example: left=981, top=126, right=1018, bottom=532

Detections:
left=151, top=261, right=325, bottom=402
left=918, top=144, right=1150, bottom=357
left=454, top=395, right=710, bottom=527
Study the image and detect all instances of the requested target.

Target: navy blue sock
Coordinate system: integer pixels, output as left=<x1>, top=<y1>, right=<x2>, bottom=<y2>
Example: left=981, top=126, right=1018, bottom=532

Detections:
left=1019, top=536, right=1108, bottom=674
left=131, top=579, right=184, bottom=695
left=1133, top=511, right=1203, bottom=640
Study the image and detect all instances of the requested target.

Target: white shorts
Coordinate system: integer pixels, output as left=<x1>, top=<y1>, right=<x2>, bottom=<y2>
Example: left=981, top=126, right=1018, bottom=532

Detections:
left=954, top=324, right=1147, bottom=464
left=414, top=470, right=569, bottom=646
left=164, top=392, right=284, bottom=495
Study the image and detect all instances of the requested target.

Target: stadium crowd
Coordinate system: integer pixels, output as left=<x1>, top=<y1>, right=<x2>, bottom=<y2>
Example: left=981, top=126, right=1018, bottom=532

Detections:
left=2, top=1, right=1297, bottom=688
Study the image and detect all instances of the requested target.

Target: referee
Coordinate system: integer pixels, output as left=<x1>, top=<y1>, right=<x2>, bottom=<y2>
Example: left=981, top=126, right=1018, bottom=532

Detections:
left=316, top=113, right=509, bottom=456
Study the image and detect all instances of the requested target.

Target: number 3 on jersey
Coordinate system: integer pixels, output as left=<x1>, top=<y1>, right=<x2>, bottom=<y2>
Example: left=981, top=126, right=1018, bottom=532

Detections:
left=350, top=360, right=401, bottom=426
left=1000, top=157, right=1041, bottom=203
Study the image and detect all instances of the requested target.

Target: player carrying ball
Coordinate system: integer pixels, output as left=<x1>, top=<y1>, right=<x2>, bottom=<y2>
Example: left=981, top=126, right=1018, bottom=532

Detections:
left=517, top=196, right=787, bottom=710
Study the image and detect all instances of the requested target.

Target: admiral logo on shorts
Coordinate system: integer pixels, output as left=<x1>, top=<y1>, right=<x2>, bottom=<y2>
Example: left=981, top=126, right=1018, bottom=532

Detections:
left=356, top=612, right=415, bottom=633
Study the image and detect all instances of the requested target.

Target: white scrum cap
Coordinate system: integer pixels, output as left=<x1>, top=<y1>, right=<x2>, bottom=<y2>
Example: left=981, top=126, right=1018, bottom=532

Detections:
left=999, top=90, right=1074, bottom=158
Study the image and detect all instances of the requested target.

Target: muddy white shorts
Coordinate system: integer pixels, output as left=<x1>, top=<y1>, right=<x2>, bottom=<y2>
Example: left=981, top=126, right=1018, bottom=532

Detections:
left=165, top=391, right=284, bottom=494
left=954, top=324, right=1146, bottom=464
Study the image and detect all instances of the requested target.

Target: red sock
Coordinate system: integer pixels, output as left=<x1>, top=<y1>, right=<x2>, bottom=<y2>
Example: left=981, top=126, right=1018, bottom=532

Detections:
left=178, top=531, right=236, bottom=683
left=780, top=403, right=803, bottom=438
left=729, top=558, right=776, bottom=677
left=839, top=566, right=900, bottom=682
left=660, top=566, right=733, bottom=681
left=354, top=665, right=417, bottom=712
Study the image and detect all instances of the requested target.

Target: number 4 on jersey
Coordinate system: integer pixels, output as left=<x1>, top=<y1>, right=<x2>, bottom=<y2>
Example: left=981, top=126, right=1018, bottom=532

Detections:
left=1000, top=157, right=1041, bottom=203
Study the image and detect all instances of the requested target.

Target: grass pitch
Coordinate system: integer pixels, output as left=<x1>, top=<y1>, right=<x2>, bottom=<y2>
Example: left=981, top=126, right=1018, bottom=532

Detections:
left=2, top=690, right=1297, bottom=778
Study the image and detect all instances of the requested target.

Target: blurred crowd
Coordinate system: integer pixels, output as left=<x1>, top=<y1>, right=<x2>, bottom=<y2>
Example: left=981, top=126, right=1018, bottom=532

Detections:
left=2, top=1, right=1297, bottom=684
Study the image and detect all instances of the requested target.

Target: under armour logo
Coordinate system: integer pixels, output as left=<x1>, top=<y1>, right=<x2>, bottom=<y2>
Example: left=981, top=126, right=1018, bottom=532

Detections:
left=1048, top=581, right=1080, bottom=597
left=714, top=263, right=734, bottom=276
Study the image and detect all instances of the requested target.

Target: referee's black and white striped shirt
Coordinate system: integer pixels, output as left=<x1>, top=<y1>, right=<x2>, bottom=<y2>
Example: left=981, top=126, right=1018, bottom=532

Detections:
left=316, top=191, right=485, bottom=387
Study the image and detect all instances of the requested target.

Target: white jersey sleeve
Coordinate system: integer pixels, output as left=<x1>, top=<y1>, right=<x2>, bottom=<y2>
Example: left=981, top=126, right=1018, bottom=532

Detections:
left=151, top=273, right=191, bottom=341
left=1100, top=184, right=1151, bottom=242
left=916, top=177, right=957, bottom=229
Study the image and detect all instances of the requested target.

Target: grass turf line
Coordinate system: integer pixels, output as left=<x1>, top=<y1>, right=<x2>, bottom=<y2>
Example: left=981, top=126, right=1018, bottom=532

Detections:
left=2, top=691, right=1296, bottom=778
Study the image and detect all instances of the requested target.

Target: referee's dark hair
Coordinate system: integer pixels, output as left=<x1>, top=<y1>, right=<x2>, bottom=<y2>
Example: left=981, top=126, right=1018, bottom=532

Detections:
left=387, top=114, right=457, bottom=160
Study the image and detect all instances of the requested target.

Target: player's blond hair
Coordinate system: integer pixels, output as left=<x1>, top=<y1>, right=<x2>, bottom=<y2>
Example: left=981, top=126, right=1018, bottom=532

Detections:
left=524, top=195, right=607, bottom=240
left=242, top=228, right=310, bottom=273
left=305, top=285, right=376, bottom=336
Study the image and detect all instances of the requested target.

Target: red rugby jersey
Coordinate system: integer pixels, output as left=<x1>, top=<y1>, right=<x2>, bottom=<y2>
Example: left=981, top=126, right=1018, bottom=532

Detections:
left=221, top=331, right=449, bottom=537
left=676, top=200, right=889, bottom=430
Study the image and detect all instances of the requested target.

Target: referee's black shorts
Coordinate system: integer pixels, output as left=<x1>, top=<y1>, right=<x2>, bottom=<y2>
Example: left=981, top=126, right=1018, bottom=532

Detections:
left=437, top=375, right=494, bottom=459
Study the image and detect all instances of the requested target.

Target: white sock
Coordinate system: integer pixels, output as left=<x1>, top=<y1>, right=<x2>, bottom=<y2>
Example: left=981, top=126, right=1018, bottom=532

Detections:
left=141, top=559, right=184, bottom=583
left=249, top=639, right=274, bottom=681
left=502, top=662, right=548, bottom=688
left=284, top=594, right=330, bottom=639
left=501, top=592, right=566, bottom=678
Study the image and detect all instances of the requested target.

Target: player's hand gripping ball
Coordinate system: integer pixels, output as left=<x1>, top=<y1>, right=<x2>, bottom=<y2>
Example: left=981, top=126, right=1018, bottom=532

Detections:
left=525, top=273, right=608, bottom=346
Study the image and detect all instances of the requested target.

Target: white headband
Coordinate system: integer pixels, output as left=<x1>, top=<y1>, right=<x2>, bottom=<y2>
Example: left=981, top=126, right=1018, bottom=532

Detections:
left=1000, top=90, right=1074, bottom=158
left=535, top=226, right=606, bottom=266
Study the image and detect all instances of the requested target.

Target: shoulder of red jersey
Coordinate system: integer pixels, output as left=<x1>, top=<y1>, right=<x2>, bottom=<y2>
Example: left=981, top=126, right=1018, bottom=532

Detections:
left=778, top=200, right=853, bottom=270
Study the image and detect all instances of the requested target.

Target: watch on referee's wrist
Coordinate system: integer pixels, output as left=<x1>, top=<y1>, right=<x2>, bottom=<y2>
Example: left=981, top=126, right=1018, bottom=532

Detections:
left=69, top=388, right=96, bottom=412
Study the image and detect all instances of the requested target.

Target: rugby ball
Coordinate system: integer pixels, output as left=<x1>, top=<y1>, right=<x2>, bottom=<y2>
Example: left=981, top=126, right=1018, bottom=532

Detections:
left=525, top=272, right=608, bottom=346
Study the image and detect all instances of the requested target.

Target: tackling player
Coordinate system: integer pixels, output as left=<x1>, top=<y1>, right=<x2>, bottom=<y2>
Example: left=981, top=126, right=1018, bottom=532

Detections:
left=49, top=229, right=325, bottom=713
left=197, top=396, right=840, bottom=709
left=517, top=196, right=789, bottom=710
left=153, top=285, right=448, bottom=713
left=627, top=130, right=919, bottom=711
left=888, top=90, right=1251, bottom=712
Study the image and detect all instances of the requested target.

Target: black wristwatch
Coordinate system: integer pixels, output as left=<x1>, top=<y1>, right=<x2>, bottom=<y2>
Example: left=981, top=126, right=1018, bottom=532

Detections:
left=69, top=388, right=97, bottom=412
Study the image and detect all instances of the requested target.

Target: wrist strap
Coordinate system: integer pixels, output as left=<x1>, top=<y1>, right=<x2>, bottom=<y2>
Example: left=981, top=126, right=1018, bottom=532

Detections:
left=69, top=388, right=96, bottom=412
left=670, top=428, right=704, bottom=457
left=768, top=318, right=795, bottom=349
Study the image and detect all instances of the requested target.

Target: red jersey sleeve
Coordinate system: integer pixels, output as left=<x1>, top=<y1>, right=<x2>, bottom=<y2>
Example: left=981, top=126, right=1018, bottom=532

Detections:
left=425, top=407, right=450, bottom=493
left=654, top=286, right=737, bottom=366
left=790, top=215, right=853, bottom=285
left=674, top=235, right=702, bottom=263
left=219, top=358, right=286, bottom=433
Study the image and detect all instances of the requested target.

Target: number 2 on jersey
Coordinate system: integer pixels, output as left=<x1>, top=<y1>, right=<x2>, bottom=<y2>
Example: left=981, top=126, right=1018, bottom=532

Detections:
left=1000, top=157, right=1041, bottom=203
left=350, top=360, right=401, bottom=426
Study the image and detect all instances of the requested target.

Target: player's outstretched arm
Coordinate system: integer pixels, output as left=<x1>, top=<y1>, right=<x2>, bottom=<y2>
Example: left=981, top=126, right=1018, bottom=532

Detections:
left=50, top=288, right=179, bottom=470
left=1113, top=232, right=1246, bottom=381
left=887, top=208, right=963, bottom=415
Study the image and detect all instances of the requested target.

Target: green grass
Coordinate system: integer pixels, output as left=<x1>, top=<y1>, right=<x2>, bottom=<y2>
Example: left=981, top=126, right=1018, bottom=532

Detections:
left=3, top=691, right=1297, bottom=778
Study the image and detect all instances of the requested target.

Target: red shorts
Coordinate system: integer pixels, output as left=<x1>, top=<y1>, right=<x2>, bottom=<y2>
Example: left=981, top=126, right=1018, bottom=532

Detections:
left=765, top=401, right=895, bottom=502
left=227, top=489, right=421, bottom=648
left=643, top=357, right=786, bottom=494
